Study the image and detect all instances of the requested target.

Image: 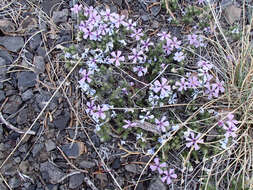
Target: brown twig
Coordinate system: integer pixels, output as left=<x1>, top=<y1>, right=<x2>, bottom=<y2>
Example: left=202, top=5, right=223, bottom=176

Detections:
left=0, top=97, right=8, bottom=112
left=118, top=143, right=141, bottom=158
left=165, top=0, right=176, bottom=20
left=0, top=112, right=36, bottom=135
left=57, top=146, right=88, bottom=173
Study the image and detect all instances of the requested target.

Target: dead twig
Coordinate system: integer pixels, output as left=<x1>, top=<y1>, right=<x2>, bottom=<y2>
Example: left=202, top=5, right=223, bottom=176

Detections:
left=118, top=143, right=141, bottom=158
left=164, top=0, right=176, bottom=20
left=0, top=112, right=36, bottom=135
left=57, top=146, right=88, bottom=173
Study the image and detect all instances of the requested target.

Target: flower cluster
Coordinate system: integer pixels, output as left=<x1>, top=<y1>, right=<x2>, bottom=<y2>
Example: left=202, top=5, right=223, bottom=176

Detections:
left=150, top=158, right=177, bottom=185
left=69, top=3, right=233, bottom=187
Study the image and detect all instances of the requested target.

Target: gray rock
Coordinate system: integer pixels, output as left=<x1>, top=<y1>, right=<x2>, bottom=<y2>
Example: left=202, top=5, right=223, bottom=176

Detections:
left=5, top=89, right=17, bottom=96
left=152, top=20, right=159, bottom=29
left=150, top=5, right=161, bottom=16
left=18, top=144, right=28, bottom=153
left=36, top=47, right=46, bottom=57
left=0, top=90, right=5, bottom=102
left=2, top=95, right=22, bottom=114
left=35, top=91, right=58, bottom=110
left=45, top=139, right=56, bottom=152
left=29, top=34, right=42, bottom=50
left=148, top=177, right=166, bottom=190
left=0, top=50, right=13, bottom=64
left=125, top=164, right=145, bottom=174
left=112, top=157, right=121, bottom=169
left=32, top=143, right=44, bottom=157
left=69, top=173, right=84, bottom=189
left=19, top=160, right=30, bottom=174
left=52, top=9, right=69, bottom=24
left=34, top=56, right=45, bottom=73
left=221, top=0, right=233, bottom=8
left=9, top=177, right=22, bottom=189
left=0, top=125, right=3, bottom=136
left=0, top=182, right=7, bottom=190
left=79, top=160, right=96, bottom=169
left=91, top=134, right=100, bottom=147
left=125, top=164, right=137, bottom=173
left=17, top=108, right=28, bottom=125
left=141, top=14, right=149, bottom=22
left=61, top=142, right=85, bottom=158
left=18, top=72, right=37, bottom=91
left=41, top=0, right=61, bottom=16
left=113, top=0, right=122, bottom=6
left=47, top=184, right=58, bottom=190
left=21, top=89, right=33, bottom=101
left=224, top=5, right=241, bottom=24
left=40, top=162, right=65, bottom=184
left=0, top=152, right=5, bottom=159
left=53, top=113, right=70, bottom=130
left=0, top=37, right=24, bottom=52
left=0, top=143, right=5, bottom=151
left=0, top=57, right=7, bottom=76
left=2, top=163, right=16, bottom=176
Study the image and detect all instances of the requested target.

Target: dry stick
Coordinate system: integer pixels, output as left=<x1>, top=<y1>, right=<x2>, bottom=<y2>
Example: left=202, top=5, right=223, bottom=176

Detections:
left=0, top=58, right=82, bottom=170
left=0, top=171, right=12, bottom=190
left=165, top=0, right=176, bottom=20
left=0, top=112, right=35, bottom=135
left=208, top=1, right=236, bottom=62
left=11, top=29, right=44, bottom=66
left=57, top=146, right=88, bottom=173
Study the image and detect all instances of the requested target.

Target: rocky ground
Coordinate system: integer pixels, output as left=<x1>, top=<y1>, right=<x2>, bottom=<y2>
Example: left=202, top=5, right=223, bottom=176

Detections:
left=0, top=0, right=243, bottom=189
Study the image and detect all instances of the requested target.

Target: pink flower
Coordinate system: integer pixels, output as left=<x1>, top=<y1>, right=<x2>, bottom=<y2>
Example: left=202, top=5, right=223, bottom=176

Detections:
left=71, top=4, right=82, bottom=14
left=170, top=37, right=181, bottom=49
left=82, top=27, right=93, bottom=40
left=122, top=120, right=137, bottom=129
left=131, top=29, right=144, bottom=41
left=173, top=52, right=185, bottom=62
left=197, top=60, right=213, bottom=71
left=111, top=14, right=126, bottom=28
left=83, top=6, right=95, bottom=17
left=86, top=100, right=96, bottom=114
left=157, top=31, right=171, bottom=41
left=163, top=41, right=173, bottom=55
left=124, top=19, right=137, bottom=31
left=226, top=113, right=238, bottom=128
left=101, top=8, right=114, bottom=21
left=109, top=51, right=125, bottom=66
left=155, top=116, right=170, bottom=132
left=133, top=66, right=147, bottom=77
left=95, top=105, right=109, bottom=120
left=174, top=78, right=188, bottom=92
left=150, top=158, right=167, bottom=174
left=212, top=78, right=225, bottom=95
left=161, top=169, right=177, bottom=185
left=79, top=69, right=92, bottom=83
left=128, top=48, right=144, bottom=63
left=223, top=125, right=238, bottom=139
left=152, top=77, right=171, bottom=97
left=185, top=132, right=204, bottom=151
left=204, top=82, right=217, bottom=99
left=141, top=38, right=154, bottom=52
left=90, top=30, right=102, bottom=41
left=188, top=75, right=201, bottom=88
left=187, top=34, right=204, bottom=48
